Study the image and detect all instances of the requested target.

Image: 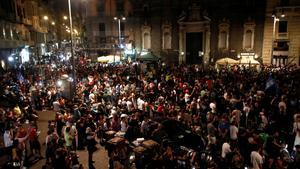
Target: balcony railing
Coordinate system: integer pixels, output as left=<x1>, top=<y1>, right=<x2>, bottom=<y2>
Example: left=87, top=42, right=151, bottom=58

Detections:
left=277, top=32, right=289, bottom=39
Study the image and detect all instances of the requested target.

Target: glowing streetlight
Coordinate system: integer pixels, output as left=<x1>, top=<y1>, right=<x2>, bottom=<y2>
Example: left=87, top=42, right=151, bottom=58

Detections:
left=63, top=16, right=68, bottom=20
left=43, top=15, right=49, bottom=21
left=8, top=56, right=14, bottom=62
left=51, top=21, right=55, bottom=25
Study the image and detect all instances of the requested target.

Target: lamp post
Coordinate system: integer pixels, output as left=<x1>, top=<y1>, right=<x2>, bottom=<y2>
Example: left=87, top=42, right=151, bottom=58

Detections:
left=271, top=10, right=285, bottom=66
left=114, top=16, right=126, bottom=63
left=43, top=15, right=49, bottom=45
left=68, top=0, right=76, bottom=99
left=271, top=14, right=279, bottom=65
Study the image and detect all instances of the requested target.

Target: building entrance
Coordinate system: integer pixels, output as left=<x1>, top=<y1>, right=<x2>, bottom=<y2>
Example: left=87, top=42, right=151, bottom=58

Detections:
left=186, top=32, right=203, bottom=64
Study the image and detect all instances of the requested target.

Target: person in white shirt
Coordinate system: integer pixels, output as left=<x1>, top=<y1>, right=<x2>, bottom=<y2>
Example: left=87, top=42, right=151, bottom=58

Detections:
left=250, top=147, right=263, bottom=169
left=120, top=114, right=128, bottom=132
left=221, top=142, right=231, bottom=159
left=4, top=128, right=13, bottom=160
left=230, top=121, right=239, bottom=141
left=137, top=97, right=145, bottom=110
left=4, top=128, right=13, bottom=147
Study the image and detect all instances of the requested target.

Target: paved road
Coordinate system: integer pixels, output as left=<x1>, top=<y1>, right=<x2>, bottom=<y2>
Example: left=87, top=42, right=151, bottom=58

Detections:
left=31, top=110, right=109, bottom=169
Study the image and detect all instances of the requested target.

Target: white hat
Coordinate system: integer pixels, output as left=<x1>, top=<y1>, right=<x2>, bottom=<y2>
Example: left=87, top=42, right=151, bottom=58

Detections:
left=120, top=114, right=128, bottom=118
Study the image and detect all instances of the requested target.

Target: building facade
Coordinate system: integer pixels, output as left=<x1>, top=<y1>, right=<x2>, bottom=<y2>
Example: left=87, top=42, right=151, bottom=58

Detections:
left=85, top=0, right=270, bottom=65
left=262, top=0, right=300, bottom=66
left=0, top=0, right=54, bottom=69
left=0, top=0, right=85, bottom=70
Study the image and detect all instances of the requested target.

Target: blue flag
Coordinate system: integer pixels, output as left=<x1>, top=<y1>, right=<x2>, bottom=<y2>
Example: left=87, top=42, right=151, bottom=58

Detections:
left=265, top=74, right=278, bottom=95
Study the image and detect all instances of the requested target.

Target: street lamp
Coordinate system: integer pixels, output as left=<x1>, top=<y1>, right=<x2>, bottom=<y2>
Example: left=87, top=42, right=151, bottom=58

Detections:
left=114, top=16, right=126, bottom=48
left=67, top=0, right=76, bottom=99
left=271, top=11, right=285, bottom=65
left=41, top=15, right=49, bottom=52
left=43, top=15, right=49, bottom=21
left=113, top=16, right=126, bottom=63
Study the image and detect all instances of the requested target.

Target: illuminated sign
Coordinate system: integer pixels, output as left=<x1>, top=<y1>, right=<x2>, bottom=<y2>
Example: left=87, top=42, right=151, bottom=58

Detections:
left=240, top=52, right=255, bottom=56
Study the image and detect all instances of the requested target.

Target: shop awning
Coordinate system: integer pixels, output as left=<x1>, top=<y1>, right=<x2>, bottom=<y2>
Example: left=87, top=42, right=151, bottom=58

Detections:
left=215, top=57, right=239, bottom=65
left=97, top=55, right=120, bottom=63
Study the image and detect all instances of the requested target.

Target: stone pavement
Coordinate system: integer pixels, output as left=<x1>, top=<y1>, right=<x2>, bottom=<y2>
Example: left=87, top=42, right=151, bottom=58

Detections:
left=0, top=110, right=109, bottom=169
left=31, top=110, right=109, bottom=169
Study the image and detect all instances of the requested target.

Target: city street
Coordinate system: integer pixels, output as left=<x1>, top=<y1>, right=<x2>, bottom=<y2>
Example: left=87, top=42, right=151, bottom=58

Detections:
left=31, top=110, right=109, bottom=169
left=1, top=0, right=300, bottom=169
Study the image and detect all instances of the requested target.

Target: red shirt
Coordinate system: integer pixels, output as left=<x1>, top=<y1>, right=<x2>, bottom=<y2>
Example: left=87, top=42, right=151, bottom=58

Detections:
left=28, top=128, right=37, bottom=141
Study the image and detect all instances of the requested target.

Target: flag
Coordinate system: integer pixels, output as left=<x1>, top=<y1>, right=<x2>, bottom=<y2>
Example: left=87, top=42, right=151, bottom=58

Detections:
left=265, top=76, right=275, bottom=90
left=265, top=74, right=278, bottom=96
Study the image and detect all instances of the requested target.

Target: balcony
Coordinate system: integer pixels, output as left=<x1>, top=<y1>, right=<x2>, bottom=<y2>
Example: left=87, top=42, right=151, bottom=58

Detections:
left=276, top=32, right=289, bottom=40
left=273, top=51, right=289, bottom=56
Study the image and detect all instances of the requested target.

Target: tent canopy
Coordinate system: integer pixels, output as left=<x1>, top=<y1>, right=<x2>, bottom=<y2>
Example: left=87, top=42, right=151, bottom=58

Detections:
left=136, top=52, right=159, bottom=62
left=215, top=57, right=239, bottom=65
left=216, top=56, right=260, bottom=65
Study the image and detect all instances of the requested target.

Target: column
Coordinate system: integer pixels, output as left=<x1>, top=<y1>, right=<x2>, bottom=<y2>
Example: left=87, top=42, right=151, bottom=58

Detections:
left=179, top=26, right=184, bottom=64
left=204, top=27, right=211, bottom=66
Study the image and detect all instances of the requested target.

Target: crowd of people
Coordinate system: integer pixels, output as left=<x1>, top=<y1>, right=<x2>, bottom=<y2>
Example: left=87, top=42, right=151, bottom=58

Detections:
left=0, top=61, right=300, bottom=169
